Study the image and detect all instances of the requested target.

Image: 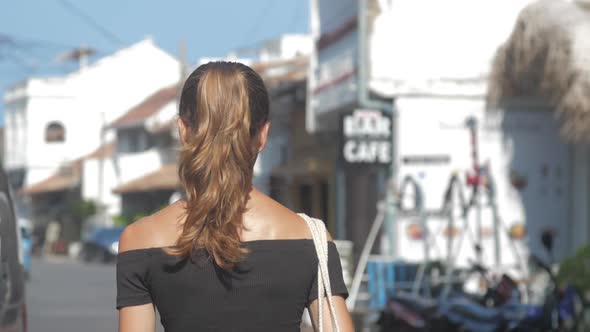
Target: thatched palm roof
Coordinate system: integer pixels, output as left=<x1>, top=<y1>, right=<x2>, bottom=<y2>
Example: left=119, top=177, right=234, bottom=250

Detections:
left=488, top=0, right=590, bottom=141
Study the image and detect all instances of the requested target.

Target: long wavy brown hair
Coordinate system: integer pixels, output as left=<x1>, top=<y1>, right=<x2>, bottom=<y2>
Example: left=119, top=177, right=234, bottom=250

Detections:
left=172, top=62, right=269, bottom=269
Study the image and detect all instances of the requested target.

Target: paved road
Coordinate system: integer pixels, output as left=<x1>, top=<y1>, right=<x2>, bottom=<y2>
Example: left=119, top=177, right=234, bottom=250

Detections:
left=26, top=257, right=164, bottom=332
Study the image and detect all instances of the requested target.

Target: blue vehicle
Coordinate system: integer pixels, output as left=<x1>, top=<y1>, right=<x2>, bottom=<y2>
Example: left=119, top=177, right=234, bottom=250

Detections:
left=79, top=226, right=125, bottom=263
left=18, top=220, right=32, bottom=279
left=0, top=169, right=28, bottom=331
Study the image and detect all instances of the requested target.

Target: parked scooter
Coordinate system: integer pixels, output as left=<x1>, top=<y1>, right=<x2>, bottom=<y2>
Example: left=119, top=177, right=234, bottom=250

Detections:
left=378, top=252, right=519, bottom=332
left=379, top=230, right=586, bottom=332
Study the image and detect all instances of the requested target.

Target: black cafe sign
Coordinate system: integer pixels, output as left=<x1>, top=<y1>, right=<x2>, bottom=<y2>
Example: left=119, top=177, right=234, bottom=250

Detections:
left=341, top=109, right=392, bottom=166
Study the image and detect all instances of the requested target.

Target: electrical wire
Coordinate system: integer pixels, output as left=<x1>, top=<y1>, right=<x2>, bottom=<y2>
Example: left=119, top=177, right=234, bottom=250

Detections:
left=287, top=0, right=303, bottom=33
left=0, top=33, right=77, bottom=50
left=241, top=0, right=276, bottom=45
left=55, top=0, right=123, bottom=46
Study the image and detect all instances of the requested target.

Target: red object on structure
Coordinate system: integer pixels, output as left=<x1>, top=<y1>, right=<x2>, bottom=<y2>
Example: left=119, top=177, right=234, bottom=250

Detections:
left=465, top=117, right=487, bottom=189
left=466, top=171, right=480, bottom=186
left=406, top=223, right=424, bottom=241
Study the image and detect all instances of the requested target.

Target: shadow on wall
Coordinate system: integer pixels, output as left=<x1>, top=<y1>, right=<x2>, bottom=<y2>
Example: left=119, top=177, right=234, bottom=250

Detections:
left=499, top=104, right=572, bottom=260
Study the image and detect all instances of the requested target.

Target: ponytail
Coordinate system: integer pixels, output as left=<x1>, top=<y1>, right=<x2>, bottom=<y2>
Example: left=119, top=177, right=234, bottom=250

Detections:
left=171, top=62, right=269, bottom=269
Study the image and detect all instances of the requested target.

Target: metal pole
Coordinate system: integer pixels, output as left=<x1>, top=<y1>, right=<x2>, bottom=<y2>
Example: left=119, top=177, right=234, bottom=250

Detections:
left=347, top=201, right=386, bottom=309
left=336, top=166, right=346, bottom=239
left=98, top=112, right=106, bottom=225
left=357, top=0, right=397, bottom=256
left=487, top=166, right=501, bottom=267
left=466, top=117, right=482, bottom=262
left=447, top=183, right=455, bottom=266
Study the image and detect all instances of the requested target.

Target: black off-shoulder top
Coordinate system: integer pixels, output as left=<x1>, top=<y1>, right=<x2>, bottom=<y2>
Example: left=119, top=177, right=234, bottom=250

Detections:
left=116, top=239, right=348, bottom=332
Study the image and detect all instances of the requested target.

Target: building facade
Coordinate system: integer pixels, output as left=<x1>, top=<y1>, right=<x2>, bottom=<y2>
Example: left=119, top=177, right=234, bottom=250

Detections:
left=107, top=34, right=312, bottom=223
left=109, top=85, right=181, bottom=220
left=305, top=0, right=587, bottom=270
left=3, top=38, right=180, bottom=238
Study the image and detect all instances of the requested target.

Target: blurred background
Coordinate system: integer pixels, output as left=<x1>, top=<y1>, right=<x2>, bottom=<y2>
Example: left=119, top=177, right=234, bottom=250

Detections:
left=1, top=0, right=590, bottom=331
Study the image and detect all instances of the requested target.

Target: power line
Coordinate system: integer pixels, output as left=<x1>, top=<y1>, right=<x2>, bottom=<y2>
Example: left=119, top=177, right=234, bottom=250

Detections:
left=0, top=34, right=84, bottom=73
left=288, top=0, right=303, bottom=32
left=0, top=33, right=77, bottom=50
left=0, top=52, right=34, bottom=73
left=55, top=0, right=123, bottom=46
left=242, top=0, right=276, bottom=45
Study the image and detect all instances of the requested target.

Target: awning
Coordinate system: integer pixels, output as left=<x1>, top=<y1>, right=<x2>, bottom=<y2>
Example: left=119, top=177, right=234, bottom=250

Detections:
left=271, top=158, right=332, bottom=178
left=20, top=141, right=114, bottom=195
left=113, top=164, right=179, bottom=194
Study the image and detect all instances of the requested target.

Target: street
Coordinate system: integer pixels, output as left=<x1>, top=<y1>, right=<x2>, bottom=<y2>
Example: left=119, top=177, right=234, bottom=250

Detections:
left=26, top=257, right=164, bottom=332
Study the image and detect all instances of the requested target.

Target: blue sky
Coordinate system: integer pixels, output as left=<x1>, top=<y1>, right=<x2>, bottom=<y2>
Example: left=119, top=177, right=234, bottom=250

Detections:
left=0, top=0, right=309, bottom=124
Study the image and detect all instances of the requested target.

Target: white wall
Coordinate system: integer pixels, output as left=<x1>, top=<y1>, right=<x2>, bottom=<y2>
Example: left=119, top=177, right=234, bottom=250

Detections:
left=368, top=0, right=533, bottom=97
left=3, top=38, right=180, bottom=188
left=571, top=144, right=590, bottom=251
left=3, top=94, right=28, bottom=170
left=24, top=94, right=88, bottom=185
left=279, top=35, right=312, bottom=58
left=393, top=97, right=571, bottom=274
left=82, top=157, right=121, bottom=217
left=145, top=100, right=177, bottom=131
left=116, top=149, right=164, bottom=184
left=233, top=34, right=311, bottom=63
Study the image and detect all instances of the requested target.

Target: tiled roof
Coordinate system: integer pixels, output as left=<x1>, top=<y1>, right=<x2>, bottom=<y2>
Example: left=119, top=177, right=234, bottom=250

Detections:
left=19, top=140, right=114, bottom=195
left=264, top=66, right=307, bottom=87
left=85, top=141, right=116, bottom=159
left=147, top=118, right=177, bottom=134
left=251, top=56, right=308, bottom=73
left=254, top=56, right=308, bottom=89
left=20, top=161, right=81, bottom=195
left=113, top=164, right=179, bottom=194
left=110, top=85, right=178, bottom=128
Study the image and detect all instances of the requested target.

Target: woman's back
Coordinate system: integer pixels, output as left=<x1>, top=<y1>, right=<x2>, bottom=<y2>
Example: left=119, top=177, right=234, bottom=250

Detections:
left=116, top=62, right=353, bottom=332
left=116, top=193, right=348, bottom=331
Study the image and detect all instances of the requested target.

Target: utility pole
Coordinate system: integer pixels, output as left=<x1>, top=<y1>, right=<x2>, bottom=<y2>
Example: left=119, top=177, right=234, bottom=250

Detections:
left=98, top=111, right=107, bottom=225
left=178, top=40, right=188, bottom=86
left=56, top=46, right=96, bottom=70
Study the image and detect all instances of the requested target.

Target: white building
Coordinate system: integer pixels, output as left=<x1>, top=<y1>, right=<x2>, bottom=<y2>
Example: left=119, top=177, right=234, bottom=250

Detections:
left=308, top=0, right=590, bottom=281
left=227, top=34, right=312, bottom=63
left=3, top=38, right=180, bottom=230
left=108, top=85, right=180, bottom=220
left=104, top=34, right=311, bottom=221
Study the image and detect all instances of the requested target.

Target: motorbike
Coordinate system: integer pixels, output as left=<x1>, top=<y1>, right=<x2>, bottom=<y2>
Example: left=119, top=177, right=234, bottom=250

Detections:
left=379, top=230, right=586, bottom=332
left=378, top=254, right=519, bottom=331
left=508, top=230, right=586, bottom=331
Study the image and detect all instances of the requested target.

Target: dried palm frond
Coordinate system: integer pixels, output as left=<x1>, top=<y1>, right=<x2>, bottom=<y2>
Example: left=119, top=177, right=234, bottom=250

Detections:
left=488, top=0, right=590, bottom=141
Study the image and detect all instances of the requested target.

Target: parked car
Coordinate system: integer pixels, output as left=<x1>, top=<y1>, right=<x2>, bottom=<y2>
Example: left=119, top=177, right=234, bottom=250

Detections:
left=79, top=226, right=125, bottom=263
left=18, top=219, right=32, bottom=280
left=0, top=169, right=27, bottom=331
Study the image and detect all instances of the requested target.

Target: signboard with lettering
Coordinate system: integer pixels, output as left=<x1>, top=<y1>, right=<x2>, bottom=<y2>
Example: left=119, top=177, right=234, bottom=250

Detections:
left=341, top=109, right=392, bottom=166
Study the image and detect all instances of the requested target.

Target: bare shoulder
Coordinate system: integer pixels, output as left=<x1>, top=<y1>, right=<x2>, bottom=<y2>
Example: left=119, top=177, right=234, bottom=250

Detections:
left=118, top=201, right=185, bottom=253
left=248, top=190, right=333, bottom=241
left=118, top=217, right=157, bottom=253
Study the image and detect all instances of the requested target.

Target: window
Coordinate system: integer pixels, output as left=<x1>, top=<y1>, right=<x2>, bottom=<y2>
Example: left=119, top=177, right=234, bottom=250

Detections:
left=117, top=128, right=153, bottom=153
left=46, top=122, right=65, bottom=143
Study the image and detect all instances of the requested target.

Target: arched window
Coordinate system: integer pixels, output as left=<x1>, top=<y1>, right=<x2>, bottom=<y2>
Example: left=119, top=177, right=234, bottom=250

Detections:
left=45, top=122, right=65, bottom=143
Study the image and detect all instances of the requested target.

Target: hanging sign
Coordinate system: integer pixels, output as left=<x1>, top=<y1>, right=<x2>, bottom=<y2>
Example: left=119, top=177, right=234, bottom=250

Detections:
left=341, top=109, right=392, bottom=165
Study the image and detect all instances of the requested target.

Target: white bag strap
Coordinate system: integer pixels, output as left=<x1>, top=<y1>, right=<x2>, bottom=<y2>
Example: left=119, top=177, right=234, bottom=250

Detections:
left=298, top=213, right=341, bottom=332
